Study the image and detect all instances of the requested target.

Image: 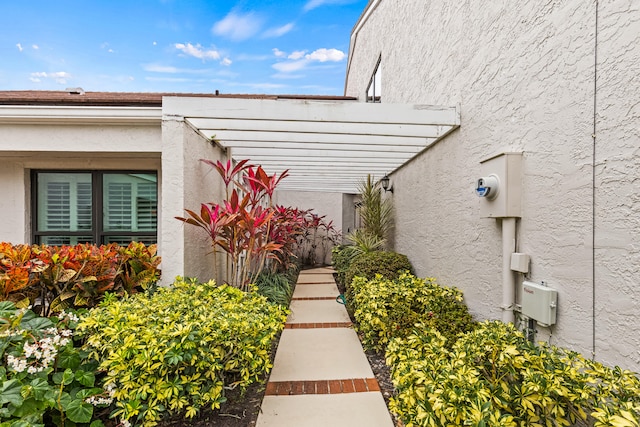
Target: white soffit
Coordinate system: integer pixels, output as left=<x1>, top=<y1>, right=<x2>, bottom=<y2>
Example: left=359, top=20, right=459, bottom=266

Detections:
left=165, top=97, right=459, bottom=193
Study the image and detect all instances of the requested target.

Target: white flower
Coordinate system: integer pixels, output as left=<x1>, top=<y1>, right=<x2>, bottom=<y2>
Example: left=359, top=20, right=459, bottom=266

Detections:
left=7, top=355, right=28, bottom=373
left=86, top=396, right=114, bottom=406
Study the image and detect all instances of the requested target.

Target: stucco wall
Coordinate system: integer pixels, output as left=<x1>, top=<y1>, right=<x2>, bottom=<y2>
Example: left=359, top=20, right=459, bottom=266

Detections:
left=182, top=124, right=226, bottom=283
left=0, top=162, right=28, bottom=243
left=345, top=1, right=639, bottom=370
left=160, top=119, right=226, bottom=285
left=593, top=1, right=640, bottom=366
left=275, top=190, right=344, bottom=265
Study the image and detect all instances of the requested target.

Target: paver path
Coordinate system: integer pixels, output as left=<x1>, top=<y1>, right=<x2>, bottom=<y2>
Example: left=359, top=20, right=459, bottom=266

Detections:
left=256, top=267, right=394, bottom=427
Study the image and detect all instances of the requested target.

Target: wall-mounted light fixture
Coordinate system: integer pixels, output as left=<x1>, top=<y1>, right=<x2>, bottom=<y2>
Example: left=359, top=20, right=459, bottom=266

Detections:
left=380, top=174, right=393, bottom=193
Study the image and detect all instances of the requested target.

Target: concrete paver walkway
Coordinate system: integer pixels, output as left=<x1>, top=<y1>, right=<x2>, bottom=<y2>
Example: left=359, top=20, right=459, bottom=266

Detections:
left=256, top=267, right=394, bottom=427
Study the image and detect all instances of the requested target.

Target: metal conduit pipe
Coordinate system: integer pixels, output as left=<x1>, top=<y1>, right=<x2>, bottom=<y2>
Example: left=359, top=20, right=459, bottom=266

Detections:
left=502, top=217, right=517, bottom=324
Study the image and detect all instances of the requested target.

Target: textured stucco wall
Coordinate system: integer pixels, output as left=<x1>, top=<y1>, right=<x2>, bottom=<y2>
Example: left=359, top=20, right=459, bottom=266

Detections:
left=0, top=124, right=160, bottom=153
left=593, top=1, right=640, bottom=366
left=160, top=120, right=225, bottom=285
left=182, top=124, right=225, bottom=283
left=274, top=190, right=344, bottom=265
left=0, top=162, right=28, bottom=243
left=345, top=0, right=639, bottom=370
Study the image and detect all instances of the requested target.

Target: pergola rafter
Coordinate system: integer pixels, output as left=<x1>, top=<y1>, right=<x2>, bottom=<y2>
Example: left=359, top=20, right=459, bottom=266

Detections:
left=164, top=97, right=460, bottom=193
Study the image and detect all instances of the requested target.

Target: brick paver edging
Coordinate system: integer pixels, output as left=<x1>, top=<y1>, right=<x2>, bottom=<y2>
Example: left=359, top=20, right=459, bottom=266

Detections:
left=265, top=378, right=380, bottom=396
left=291, top=296, right=338, bottom=301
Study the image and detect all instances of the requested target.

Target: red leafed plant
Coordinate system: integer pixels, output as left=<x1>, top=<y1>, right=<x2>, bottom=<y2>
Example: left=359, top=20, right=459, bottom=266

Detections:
left=176, top=159, right=307, bottom=290
left=0, top=242, right=161, bottom=316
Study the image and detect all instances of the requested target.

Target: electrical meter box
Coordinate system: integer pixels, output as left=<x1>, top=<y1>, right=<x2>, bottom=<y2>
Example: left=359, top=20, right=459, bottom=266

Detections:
left=478, top=152, right=522, bottom=218
left=521, top=281, right=557, bottom=326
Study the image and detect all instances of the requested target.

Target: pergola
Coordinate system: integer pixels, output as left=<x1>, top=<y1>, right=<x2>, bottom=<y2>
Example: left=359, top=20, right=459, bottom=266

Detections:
left=164, top=97, right=460, bottom=194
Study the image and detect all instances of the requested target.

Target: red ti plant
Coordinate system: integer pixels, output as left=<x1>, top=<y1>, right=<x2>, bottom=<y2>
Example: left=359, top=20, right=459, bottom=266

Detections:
left=200, top=158, right=251, bottom=199
left=176, top=159, right=293, bottom=290
left=268, top=206, right=307, bottom=271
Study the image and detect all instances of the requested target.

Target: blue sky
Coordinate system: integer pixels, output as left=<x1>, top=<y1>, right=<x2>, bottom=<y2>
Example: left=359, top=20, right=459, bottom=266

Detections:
left=0, top=0, right=367, bottom=95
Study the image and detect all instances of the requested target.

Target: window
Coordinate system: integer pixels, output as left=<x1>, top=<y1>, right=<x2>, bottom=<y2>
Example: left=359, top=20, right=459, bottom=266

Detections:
left=366, top=57, right=382, bottom=103
left=32, top=171, right=157, bottom=245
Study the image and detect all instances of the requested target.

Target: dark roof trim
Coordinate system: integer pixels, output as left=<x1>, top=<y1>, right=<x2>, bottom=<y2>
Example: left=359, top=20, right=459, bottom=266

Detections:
left=0, top=90, right=357, bottom=107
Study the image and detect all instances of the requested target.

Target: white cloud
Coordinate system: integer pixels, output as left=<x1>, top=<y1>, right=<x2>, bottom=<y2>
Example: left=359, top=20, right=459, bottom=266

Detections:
left=174, top=43, right=221, bottom=60
left=262, top=22, right=294, bottom=38
left=32, top=44, right=39, bottom=50
left=272, top=72, right=304, bottom=80
left=303, top=0, right=356, bottom=12
left=29, top=71, right=71, bottom=84
left=16, top=43, right=23, bottom=52
left=288, top=50, right=306, bottom=60
left=272, top=60, right=308, bottom=73
left=272, top=48, right=346, bottom=74
left=153, top=41, right=157, bottom=46
left=272, top=48, right=286, bottom=58
left=212, top=11, right=263, bottom=41
left=144, top=64, right=181, bottom=73
left=101, top=43, right=115, bottom=53
left=143, top=64, right=219, bottom=74
left=221, top=57, right=232, bottom=66
left=305, top=48, right=345, bottom=62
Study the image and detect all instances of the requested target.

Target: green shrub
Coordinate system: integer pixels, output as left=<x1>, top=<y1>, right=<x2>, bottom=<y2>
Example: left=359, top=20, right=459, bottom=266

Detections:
left=331, top=245, right=357, bottom=286
left=0, top=301, right=109, bottom=427
left=253, top=271, right=294, bottom=306
left=350, top=273, right=474, bottom=351
left=344, top=250, right=413, bottom=292
left=386, top=321, right=640, bottom=427
left=78, top=279, right=288, bottom=427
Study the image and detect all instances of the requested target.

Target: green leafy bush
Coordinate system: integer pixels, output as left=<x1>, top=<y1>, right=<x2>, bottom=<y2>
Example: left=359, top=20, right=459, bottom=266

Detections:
left=344, top=250, right=413, bottom=292
left=0, top=301, right=109, bottom=427
left=386, top=321, right=640, bottom=427
left=331, top=245, right=357, bottom=286
left=78, top=278, right=288, bottom=427
left=253, top=271, right=294, bottom=306
left=350, top=273, right=474, bottom=351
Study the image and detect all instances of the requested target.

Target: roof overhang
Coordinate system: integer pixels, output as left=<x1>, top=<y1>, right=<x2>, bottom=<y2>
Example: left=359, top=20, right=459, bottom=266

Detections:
left=164, top=96, right=460, bottom=193
left=0, top=105, right=162, bottom=125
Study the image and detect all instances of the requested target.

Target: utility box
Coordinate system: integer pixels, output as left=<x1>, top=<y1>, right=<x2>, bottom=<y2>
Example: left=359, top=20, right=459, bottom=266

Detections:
left=521, top=281, right=557, bottom=326
left=510, top=253, right=530, bottom=273
left=478, top=152, right=522, bottom=218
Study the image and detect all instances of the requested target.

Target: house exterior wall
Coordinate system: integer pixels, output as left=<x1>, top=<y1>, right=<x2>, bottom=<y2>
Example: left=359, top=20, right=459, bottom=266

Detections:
left=0, top=122, right=162, bottom=245
left=275, top=190, right=344, bottom=265
left=160, top=119, right=226, bottom=285
left=345, top=0, right=640, bottom=370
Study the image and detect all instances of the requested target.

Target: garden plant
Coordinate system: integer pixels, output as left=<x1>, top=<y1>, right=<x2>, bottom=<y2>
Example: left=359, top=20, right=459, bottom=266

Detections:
left=79, top=278, right=288, bottom=427
left=349, top=272, right=474, bottom=352
left=176, top=159, right=339, bottom=290
left=1, top=301, right=110, bottom=427
left=0, top=242, right=160, bottom=316
left=386, top=320, right=640, bottom=427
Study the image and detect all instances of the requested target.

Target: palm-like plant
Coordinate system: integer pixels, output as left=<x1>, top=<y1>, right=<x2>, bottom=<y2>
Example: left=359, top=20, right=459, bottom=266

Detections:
left=348, top=174, right=393, bottom=251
